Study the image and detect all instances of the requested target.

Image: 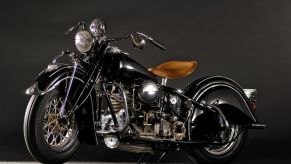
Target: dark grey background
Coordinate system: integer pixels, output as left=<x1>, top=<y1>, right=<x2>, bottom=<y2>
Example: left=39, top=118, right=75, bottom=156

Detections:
left=0, top=0, right=290, bottom=163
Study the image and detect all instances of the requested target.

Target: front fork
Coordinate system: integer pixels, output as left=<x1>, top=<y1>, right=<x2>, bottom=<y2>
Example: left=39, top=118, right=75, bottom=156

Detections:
left=59, top=59, right=77, bottom=117
left=54, top=50, right=102, bottom=118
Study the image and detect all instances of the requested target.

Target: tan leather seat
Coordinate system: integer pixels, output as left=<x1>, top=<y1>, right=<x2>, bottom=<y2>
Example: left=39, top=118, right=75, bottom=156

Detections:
left=148, top=60, right=198, bottom=79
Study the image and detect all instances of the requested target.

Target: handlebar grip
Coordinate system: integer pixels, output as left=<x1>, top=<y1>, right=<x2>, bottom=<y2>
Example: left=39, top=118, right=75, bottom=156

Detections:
left=149, top=38, right=166, bottom=50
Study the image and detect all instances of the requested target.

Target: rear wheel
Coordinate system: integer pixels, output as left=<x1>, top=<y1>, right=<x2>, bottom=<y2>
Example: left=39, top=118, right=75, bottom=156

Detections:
left=24, top=90, right=79, bottom=163
left=188, top=118, right=247, bottom=164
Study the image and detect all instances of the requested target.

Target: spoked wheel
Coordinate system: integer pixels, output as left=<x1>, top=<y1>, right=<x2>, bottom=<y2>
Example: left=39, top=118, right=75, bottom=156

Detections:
left=188, top=120, right=247, bottom=164
left=24, top=90, right=80, bottom=163
left=43, top=96, right=77, bottom=150
left=204, top=123, right=241, bottom=153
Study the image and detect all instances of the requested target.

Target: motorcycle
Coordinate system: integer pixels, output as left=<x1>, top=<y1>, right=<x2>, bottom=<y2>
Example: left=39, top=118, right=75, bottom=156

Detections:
left=23, top=18, right=265, bottom=164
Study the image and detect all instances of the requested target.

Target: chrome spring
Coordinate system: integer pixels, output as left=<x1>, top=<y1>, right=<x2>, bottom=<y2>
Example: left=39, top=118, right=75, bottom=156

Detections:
left=110, top=95, right=124, bottom=112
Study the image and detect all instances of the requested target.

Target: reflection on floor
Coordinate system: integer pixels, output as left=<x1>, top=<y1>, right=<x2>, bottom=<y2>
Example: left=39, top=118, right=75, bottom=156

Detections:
left=0, top=163, right=191, bottom=164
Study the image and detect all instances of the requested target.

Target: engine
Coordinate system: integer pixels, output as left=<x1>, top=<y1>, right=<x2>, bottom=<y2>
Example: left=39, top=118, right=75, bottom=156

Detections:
left=100, top=80, right=187, bottom=149
left=131, top=110, right=186, bottom=140
left=127, top=81, right=187, bottom=141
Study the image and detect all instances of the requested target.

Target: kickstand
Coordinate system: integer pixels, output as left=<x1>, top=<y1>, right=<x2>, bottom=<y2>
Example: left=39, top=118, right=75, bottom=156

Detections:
left=136, top=152, right=167, bottom=164
left=155, top=151, right=167, bottom=164
left=137, top=153, right=148, bottom=164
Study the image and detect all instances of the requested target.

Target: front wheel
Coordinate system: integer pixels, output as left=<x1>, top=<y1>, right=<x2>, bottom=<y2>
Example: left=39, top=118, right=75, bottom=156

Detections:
left=24, top=90, right=79, bottom=163
left=188, top=121, right=248, bottom=164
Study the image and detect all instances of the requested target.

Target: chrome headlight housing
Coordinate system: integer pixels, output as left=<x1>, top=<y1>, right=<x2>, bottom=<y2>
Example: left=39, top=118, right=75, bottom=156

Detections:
left=75, top=30, right=93, bottom=54
left=89, top=18, right=106, bottom=39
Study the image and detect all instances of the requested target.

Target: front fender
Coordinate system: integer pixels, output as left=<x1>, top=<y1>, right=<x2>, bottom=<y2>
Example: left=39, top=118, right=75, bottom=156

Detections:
left=26, top=63, right=88, bottom=95
left=184, top=76, right=257, bottom=124
left=25, top=63, right=98, bottom=145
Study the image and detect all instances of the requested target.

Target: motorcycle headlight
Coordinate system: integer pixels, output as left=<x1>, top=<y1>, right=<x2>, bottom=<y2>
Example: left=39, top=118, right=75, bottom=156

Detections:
left=75, top=30, right=93, bottom=54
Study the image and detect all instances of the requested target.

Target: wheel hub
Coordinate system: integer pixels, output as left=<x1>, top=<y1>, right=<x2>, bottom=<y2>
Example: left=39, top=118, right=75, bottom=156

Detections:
left=204, top=124, right=240, bottom=155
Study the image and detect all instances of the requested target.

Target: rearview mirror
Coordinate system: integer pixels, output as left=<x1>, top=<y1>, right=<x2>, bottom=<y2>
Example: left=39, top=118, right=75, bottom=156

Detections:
left=131, top=34, right=146, bottom=50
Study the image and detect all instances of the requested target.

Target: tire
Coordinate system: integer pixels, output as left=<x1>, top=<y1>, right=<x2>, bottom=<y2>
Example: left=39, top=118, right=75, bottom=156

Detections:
left=189, top=120, right=248, bottom=164
left=24, top=90, right=80, bottom=163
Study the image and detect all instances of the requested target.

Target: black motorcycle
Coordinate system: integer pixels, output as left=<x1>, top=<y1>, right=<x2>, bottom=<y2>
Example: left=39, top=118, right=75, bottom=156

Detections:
left=24, top=18, right=265, bottom=164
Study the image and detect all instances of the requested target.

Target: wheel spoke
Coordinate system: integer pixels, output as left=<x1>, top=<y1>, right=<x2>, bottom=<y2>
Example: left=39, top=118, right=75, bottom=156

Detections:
left=43, top=118, right=57, bottom=129
left=45, top=123, right=57, bottom=138
left=43, top=96, right=76, bottom=148
left=51, top=133, right=59, bottom=145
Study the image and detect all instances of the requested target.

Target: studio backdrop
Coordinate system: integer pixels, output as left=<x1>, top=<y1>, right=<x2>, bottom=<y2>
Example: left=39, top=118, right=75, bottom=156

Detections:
left=0, top=0, right=290, bottom=163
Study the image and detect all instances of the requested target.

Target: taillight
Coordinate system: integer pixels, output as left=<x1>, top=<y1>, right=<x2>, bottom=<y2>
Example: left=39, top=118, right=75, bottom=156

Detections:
left=243, top=89, right=257, bottom=112
left=251, top=102, right=256, bottom=111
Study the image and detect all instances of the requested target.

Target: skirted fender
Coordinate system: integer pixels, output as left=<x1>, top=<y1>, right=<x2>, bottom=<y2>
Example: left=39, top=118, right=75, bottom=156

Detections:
left=184, top=76, right=258, bottom=124
left=25, top=63, right=98, bottom=145
left=26, top=63, right=88, bottom=94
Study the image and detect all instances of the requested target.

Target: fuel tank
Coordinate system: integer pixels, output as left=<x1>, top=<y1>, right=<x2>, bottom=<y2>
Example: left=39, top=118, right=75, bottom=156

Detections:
left=102, top=52, right=157, bottom=83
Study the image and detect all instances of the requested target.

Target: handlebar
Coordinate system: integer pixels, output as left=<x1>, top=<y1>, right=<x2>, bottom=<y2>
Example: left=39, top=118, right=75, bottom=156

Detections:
left=135, top=32, right=166, bottom=50
left=106, top=32, right=166, bottom=51
left=65, top=21, right=166, bottom=51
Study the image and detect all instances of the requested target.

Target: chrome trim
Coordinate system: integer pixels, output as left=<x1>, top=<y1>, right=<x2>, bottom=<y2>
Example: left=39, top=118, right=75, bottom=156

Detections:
left=104, top=135, right=119, bottom=149
left=111, top=82, right=129, bottom=131
left=23, top=95, right=38, bottom=160
left=132, top=85, right=142, bottom=111
left=107, top=46, right=121, bottom=54
left=248, top=123, right=266, bottom=129
left=48, top=76, right=84, bottom=95
left=191, top=108, right=204, bottom=122
left=161, top=78, right=168, bottom=86
left=191, top=76, right=243, bottom=89
left=60, top=62, right=78, bottom=116
left=96, top=82, right=130, bottom=133
left=25, top=83, right=41, bottom=95
left=243, top=89, right=257, bottom=102
left=48, top=65, right=86, bottom=78
left=46, top=63, right=60, bottom=72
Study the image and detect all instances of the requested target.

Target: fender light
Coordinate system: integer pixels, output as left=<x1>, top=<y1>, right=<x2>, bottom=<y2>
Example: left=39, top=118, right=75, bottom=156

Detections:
left=251, top=103, right=256, bottom=111
left=25, top=83, right=41, bottom=95
left=46, top=63, right=59, bottom=72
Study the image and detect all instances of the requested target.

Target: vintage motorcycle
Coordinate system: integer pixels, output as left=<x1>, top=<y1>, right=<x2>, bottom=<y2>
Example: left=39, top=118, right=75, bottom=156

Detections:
left=23, top=18, right=265, bottom=164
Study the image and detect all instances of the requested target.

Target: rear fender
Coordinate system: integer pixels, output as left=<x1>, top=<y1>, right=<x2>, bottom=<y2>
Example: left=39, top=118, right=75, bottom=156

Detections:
left=184, top=76, right=257, bottom=124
